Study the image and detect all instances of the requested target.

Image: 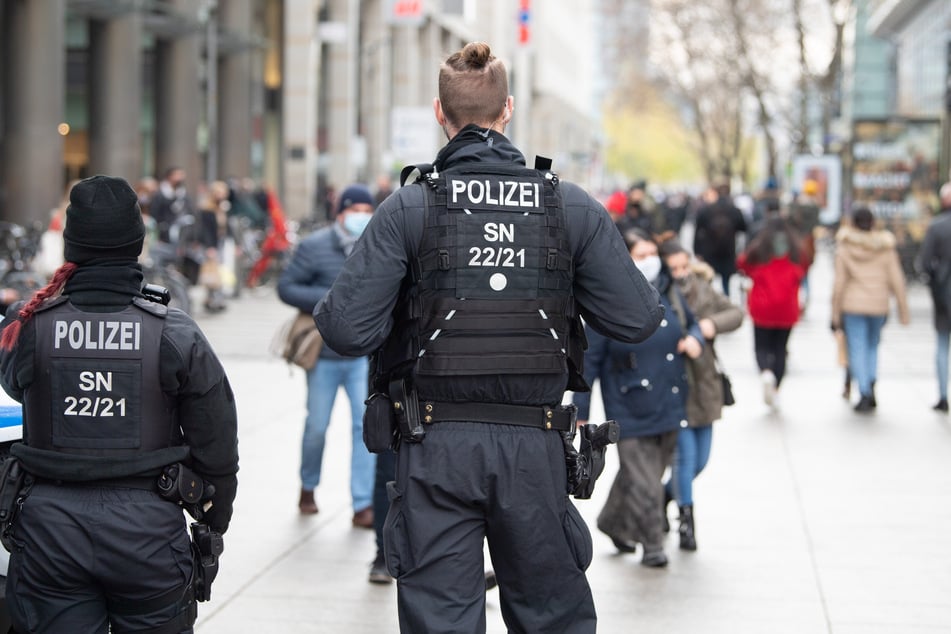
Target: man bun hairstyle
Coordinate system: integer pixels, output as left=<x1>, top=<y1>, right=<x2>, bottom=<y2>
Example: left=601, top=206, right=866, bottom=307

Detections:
left=438, top=42, right=509, bottom=129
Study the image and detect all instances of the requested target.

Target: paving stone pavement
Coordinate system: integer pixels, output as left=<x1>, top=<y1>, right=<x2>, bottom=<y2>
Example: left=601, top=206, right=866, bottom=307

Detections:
left=191, top=246, right=951, bottom=634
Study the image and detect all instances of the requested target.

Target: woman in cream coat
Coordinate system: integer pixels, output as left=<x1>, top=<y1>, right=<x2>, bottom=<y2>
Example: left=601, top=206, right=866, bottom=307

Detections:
left=831, top=207, right=910, bottom=412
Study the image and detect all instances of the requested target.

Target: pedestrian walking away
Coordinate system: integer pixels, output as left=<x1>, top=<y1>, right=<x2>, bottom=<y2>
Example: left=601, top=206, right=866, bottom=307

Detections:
left=659, top=239, right=744, bottom=552
left=574, top=230, right=703, bottom=568
left=736, top=214, right=807, bottom=409
left=277, top=184, right=377, bottom=526
left=831, top=207, right=910, bottom=413
left=917, top=182, right=951, bottom=413
left=692, top=181, right=747, bottom=298
left=315, top=42, right=663, bottom=634
left=0, top=175, right=239, bottom=633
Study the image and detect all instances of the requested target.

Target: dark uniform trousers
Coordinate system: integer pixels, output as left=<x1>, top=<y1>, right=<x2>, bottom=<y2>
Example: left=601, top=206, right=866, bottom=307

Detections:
left=7, top=483, right=194, bottom=633
left=383, top=421, right=597, bottom=634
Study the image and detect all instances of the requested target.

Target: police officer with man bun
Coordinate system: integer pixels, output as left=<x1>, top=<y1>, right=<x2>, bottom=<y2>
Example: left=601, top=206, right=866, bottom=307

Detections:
left=0, top=175, right=238, bottom=633
left=315, top=42, right=663, bottom=633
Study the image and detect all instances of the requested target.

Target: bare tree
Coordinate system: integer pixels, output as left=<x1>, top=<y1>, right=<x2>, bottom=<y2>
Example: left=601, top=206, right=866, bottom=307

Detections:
left=633, top=0, right=847, bottom=186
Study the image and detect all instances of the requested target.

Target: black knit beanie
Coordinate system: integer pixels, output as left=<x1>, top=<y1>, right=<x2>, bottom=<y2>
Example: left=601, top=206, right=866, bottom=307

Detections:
left=63, top=175, right=145, bottom=264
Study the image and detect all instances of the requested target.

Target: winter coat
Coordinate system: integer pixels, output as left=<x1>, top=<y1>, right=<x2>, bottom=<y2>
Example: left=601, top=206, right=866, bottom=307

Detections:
left=693, top=198, right=747, bottom=264
left=574, top=271, right=703, bottom=439
left=736, top=252, right=805, bottom=329
left=277, top=225, right=350, bottom=360
left=831, top=226, right=909, bottom=326
left=917, top=208, right=951, bottom=332
left=679, top=262, right=744, bottom=426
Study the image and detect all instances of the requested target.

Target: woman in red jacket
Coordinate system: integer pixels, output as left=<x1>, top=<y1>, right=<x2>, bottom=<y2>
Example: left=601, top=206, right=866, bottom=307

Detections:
left=737, top=215, right=808, bottom=408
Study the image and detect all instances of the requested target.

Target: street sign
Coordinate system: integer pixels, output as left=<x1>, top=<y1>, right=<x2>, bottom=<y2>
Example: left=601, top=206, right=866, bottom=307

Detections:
left=386, top=0, right=425, bottom=26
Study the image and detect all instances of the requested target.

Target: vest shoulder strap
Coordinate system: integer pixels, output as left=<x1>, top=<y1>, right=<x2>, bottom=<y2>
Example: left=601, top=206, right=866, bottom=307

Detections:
left=133, top=296, right=169, bottom=318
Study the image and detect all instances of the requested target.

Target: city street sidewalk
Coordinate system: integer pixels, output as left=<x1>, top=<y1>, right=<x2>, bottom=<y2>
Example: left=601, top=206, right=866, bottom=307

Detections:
left=192, top=247, right=951, bottom=633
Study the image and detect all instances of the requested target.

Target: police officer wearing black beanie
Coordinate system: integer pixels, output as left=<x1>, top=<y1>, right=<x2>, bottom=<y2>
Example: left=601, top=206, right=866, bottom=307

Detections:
left=0, top=175, right=239, bottom=633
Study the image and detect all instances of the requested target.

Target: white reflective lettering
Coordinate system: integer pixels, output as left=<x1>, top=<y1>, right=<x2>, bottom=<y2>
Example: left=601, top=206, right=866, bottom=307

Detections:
left=53, top=321, right=68, bottom=349
left=450, top=180, right=467, bottom=203
left=120, top=322, right=135, bottom=349
left=68, top=322, right=84, bottom=348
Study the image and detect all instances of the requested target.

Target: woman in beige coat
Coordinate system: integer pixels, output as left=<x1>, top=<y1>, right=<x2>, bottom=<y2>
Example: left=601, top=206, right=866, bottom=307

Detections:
left=831, top=207, right=910, bottom=412
left=660, top=240, right=744, bottom=551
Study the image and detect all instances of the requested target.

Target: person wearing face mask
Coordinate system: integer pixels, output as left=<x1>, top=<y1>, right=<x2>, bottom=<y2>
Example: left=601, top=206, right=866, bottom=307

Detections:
left=573, top=229, right=704, bottom=567
left=658, top=240, right=743, bottom=551
left=736, top=215, right=808, bottom=409
left=277, top=184, right=376, bottom=529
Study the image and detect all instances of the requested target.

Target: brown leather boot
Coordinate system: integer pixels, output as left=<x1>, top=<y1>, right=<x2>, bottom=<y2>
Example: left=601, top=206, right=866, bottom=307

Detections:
left=299, top=489, right=318, bottom=515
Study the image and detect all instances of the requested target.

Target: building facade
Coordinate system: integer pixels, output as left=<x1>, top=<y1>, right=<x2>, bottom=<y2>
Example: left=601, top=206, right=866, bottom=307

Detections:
left=0, top=0, right=601, bottom=229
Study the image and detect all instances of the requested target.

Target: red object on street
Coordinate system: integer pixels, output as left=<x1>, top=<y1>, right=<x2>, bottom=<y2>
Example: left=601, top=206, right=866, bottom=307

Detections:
left=246, top=188, right=291, bottom=288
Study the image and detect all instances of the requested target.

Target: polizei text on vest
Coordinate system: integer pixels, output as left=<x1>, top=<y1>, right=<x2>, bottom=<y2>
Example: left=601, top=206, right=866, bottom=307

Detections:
left=54, top=320, right=142, bottom=351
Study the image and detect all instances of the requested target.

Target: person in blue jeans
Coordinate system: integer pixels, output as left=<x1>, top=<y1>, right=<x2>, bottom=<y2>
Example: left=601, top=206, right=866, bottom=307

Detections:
left=660, top=240, right=743, bottom=551
left=278, top=184, right=377, bottom=526
left=917, top=183, right=951, bottom=413
left=832, top=207, right=910, bottom=412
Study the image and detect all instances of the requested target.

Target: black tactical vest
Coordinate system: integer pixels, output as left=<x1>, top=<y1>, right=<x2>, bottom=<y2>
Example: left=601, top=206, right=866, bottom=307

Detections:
left=380, top=164, right=587, bottom=393
left=24, top=297, right=177, bottom=457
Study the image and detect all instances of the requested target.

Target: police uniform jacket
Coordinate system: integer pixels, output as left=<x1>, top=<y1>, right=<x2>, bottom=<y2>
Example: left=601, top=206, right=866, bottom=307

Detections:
left=574, top=270, right=702, bottom=439
left=315, top=126, right=664, bottom=406
left=0, top=262, right=239, bottom=533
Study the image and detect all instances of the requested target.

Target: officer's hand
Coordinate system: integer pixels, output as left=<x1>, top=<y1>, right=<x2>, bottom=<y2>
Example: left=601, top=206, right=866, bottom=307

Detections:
left=576, top=419, right=588, bottom=429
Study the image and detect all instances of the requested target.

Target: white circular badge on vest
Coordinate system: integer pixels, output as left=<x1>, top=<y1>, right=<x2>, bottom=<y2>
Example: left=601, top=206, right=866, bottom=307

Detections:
left=489, top=273, right=508, bottom=291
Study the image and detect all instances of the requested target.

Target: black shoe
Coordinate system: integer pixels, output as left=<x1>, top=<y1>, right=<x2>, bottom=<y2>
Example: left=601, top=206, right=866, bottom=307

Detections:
left=678, top=505, right=697, bottom=552
left=662, top=489, right=673, bottom=533
left=641, top=548, right=668, bottom=568
left=934, top=399, right=949, bottom=413
left=484, top=570, right=498, bottom=591
left=854, top=395, right=874, bottom=413
left=368, top=553, right=392, bottom=585
left=611, top=536, right=638, bottom=554
left=870, top=381, right=877, bottom=408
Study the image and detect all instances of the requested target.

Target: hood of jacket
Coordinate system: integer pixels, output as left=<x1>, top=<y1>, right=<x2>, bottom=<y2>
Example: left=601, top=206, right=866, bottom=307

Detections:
left=835, top=225, right=896, bottom=260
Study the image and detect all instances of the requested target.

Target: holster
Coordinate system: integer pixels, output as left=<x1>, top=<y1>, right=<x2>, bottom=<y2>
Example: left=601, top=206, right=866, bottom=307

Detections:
left=0, top=457, right=33, bottom=552
left=190, top=522, right=224, bottom=602
left=363, top=392, right=399, bottom=453
left=388, top=377, right=425, bottom=444
left=561, top=421, right=620, bottom=500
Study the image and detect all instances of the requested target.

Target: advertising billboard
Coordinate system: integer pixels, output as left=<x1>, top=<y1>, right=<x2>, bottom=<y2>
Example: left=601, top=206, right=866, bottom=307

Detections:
left=850, top=118, right=942, bottom=274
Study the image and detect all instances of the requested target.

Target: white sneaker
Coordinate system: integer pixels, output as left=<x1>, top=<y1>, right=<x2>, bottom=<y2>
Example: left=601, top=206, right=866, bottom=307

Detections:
left=761, top=370, right=777, bottom=407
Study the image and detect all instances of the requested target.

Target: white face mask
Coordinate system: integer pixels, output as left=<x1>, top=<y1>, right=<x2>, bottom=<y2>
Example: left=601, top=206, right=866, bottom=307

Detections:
left=634, top=255, right=662, bottom=281
left=343, top=211, right=372, bottom=237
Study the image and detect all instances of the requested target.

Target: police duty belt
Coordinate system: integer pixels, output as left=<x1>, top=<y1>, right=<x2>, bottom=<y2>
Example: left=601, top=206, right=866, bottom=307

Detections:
left=417, top=401, right=575, bottom=432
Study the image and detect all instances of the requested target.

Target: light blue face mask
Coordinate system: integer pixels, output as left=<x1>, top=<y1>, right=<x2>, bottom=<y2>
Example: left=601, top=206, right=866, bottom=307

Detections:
left=343, top=211, right=372, bottom=237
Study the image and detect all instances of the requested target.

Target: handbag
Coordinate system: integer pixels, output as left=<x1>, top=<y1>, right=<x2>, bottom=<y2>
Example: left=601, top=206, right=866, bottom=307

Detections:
left=275, top=312, right=323, bottom=370
left=713, top=353, right=735, bottom=407
left=720, top=371, right=736, bottom=407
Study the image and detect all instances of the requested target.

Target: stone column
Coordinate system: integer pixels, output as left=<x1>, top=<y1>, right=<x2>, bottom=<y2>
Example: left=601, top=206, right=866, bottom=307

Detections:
left=283, top=0, right=320, bottom=219
left=360, top=0, right=390, bottom=182
left=323, top=0, right=359, bottom=189
left=1, top=0, right=65, bottom=226
left=217, top=0, right=253, bottom=180
left=154, top=0, right=201, bottom=189
left=88, top=12, right=142, bottom=183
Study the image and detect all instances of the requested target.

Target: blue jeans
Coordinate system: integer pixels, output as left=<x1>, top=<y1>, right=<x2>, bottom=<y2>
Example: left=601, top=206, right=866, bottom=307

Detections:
left=842, top=313, right=887, bottom=398
left=938, top=330, right=950, bottom=401
left=302, top=357, right=374, bottom=511
left=666, top=425, right=713, bottom=507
